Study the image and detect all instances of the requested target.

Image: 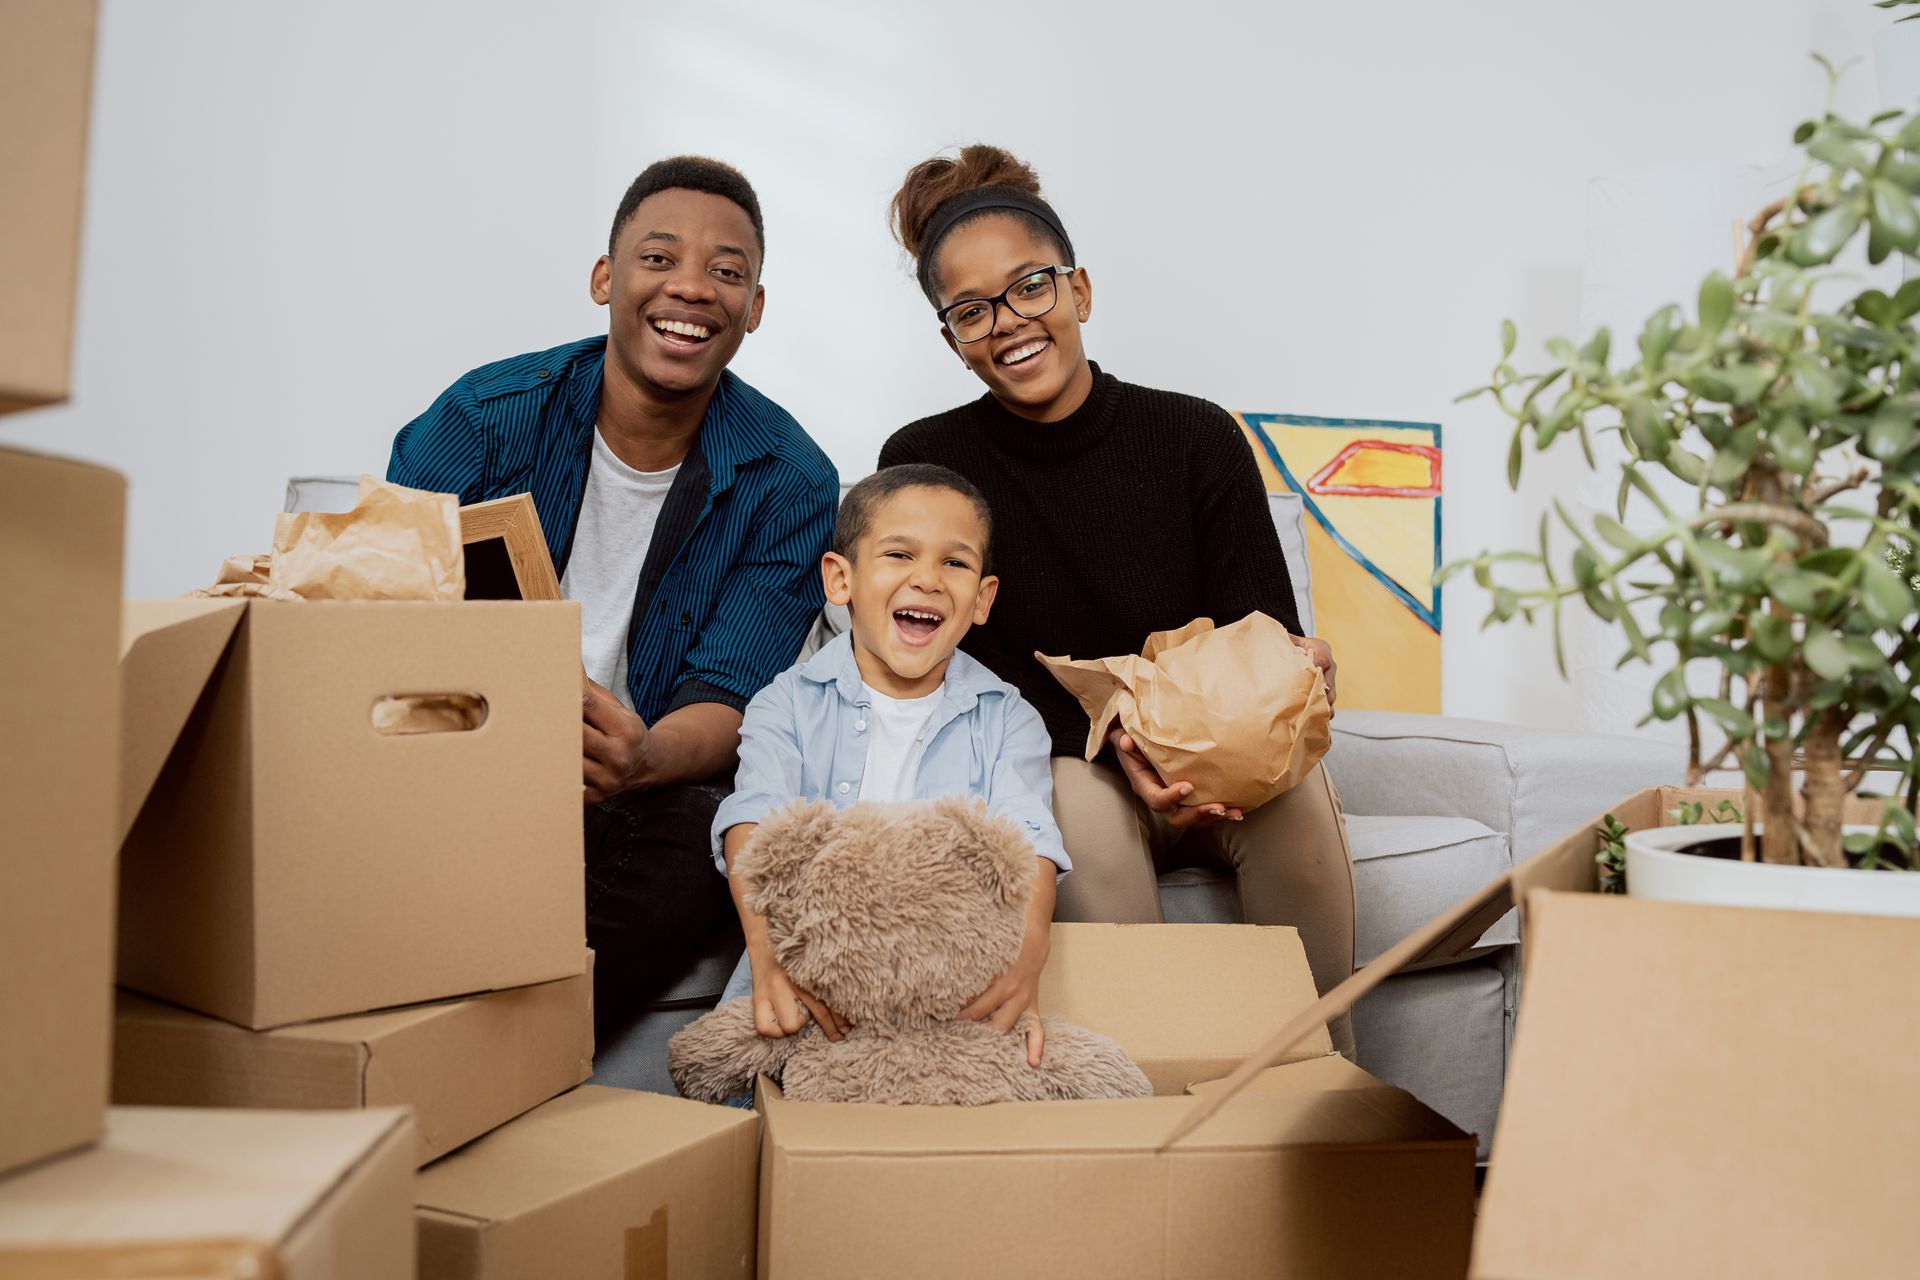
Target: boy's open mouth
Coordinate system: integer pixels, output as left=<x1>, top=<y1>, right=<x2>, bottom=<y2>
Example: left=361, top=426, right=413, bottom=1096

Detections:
left=651, top=318, right=714, bottom=347
left=893, top=607, right=945, bottom=644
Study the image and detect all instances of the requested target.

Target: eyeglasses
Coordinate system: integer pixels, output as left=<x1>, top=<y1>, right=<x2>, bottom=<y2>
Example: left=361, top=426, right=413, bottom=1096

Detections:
left=934, top=266, right=1074, bottom=344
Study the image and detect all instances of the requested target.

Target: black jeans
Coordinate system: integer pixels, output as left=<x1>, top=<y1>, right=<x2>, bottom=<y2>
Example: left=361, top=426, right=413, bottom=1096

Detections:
left=584, top=781, right=741, bottom=1044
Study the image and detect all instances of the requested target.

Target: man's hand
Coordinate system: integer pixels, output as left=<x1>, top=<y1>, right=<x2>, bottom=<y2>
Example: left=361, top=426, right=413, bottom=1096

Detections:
left=1108, top=728, right=1243, bottom=830
left=751, top=955, right=850, bottom=1042
left=1291, top=634, right=1338, bottom=716
left=582, top=676, right=649, bottom=804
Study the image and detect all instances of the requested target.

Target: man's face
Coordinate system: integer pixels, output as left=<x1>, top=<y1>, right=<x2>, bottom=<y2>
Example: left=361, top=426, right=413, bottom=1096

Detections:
left=592, top=188, right=765, bottom=400
left=821, top=486, right=998, bottom=700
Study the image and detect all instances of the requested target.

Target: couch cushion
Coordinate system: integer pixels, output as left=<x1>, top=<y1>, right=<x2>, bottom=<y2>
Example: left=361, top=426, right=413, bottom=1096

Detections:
left=1348, top=814, right=1517, bottom=964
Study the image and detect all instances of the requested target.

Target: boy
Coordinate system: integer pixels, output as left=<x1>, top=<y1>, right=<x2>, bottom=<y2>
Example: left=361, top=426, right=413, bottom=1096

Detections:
left=711, top=464, right=1068, bottom=1066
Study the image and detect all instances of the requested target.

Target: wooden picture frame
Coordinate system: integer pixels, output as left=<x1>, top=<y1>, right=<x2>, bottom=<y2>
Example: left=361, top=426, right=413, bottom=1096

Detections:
left=458, top=494, right=561, bottom=602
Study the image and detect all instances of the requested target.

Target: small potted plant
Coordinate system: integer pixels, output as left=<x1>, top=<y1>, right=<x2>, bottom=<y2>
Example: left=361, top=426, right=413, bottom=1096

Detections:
left=1447, top=69, right=1920, bottom=914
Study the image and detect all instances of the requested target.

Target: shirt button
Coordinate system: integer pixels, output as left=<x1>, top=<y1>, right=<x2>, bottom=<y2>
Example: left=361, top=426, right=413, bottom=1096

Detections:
left=536, top=369, right=550, bottom=379
left=855, top=720, right=867, bottom=732
left=838, top=782, right=851, bottom=795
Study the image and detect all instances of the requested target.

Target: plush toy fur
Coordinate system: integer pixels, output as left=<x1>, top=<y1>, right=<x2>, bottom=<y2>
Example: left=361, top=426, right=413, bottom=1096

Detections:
left=668, top=797, right=1152, bottom=1105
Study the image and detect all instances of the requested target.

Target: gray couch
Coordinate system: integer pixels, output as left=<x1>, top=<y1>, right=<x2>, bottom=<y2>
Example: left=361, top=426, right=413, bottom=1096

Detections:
left=583, top=491, right=1683, bottom=1156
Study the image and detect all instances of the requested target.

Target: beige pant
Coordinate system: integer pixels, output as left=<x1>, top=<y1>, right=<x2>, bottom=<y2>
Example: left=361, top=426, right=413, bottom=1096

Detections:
left=1050, top=757, right=1358, bottom=1058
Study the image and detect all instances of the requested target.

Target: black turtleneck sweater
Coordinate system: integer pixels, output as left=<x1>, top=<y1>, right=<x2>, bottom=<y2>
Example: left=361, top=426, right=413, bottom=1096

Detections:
left=878, top=364, right=1302, bottom=759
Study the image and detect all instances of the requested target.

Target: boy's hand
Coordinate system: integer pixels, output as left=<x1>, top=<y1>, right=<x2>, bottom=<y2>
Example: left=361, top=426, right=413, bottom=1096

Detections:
left=1109, top=728, right=1243, bottom=830
left=961, top=930, right=1049, bottom=1067
left=752, top=958, right=851, bottom=1042
left=582, top=677, right=649, bottom=804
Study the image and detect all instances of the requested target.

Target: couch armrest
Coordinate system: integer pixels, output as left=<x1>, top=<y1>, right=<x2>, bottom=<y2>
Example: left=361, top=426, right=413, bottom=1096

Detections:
left=1324, top=710, right=1685, bottom=863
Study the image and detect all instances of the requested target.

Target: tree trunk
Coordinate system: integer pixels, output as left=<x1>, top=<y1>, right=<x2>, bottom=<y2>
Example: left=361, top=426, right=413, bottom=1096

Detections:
left=1761, top=671, right=1798, bottom=864
left=1800, top=707, right=1849, bottom=868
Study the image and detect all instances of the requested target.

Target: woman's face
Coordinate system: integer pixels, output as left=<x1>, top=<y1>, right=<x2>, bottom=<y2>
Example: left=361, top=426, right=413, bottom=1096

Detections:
left=930, top=215, right=1093, bottom=422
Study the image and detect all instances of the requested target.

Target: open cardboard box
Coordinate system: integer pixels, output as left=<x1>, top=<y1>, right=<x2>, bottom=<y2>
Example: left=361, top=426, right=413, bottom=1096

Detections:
left=0, top=0, right=94, bottom=413
left=756, top=923, right=1475, bottom=1280
left=1176, top=786, right=1920, bottom=1278
left=115, top=596, right=586, bottom=1028
left=0, top=446, right=124, bottom=1178
left=113, top=961, right=593, bottom=1166
left=416, top=1085, right=760, bottom=1280
left=0, top=1106, right=415, bottom=1278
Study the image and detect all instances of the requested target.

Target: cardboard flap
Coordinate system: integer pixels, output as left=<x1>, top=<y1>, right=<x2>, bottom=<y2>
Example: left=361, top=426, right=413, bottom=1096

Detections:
left=1040, top=924, right=1329, bottom=1094
left=0, top=1106, right=410, bottom=1249
left=1473, top=889, right=1920, bottom=1278
left=117, top=599, right=245, bottom=845
left=1160, top=788, right=1650, bottom=1148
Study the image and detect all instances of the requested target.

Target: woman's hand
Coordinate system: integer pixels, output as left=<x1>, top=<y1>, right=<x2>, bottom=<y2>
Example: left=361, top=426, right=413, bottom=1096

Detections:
left=1108, top=727, right=1243, bottom=829
left=750, top=950, right=851, bottom=1043
left=1291, top=635, right=1338, bottom=716
left=961, top=923, right=1049, bottom=1067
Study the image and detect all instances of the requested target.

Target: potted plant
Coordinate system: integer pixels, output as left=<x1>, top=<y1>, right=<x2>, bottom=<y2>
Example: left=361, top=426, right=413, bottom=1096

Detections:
left=1446, top=68, right=1920, bottom=915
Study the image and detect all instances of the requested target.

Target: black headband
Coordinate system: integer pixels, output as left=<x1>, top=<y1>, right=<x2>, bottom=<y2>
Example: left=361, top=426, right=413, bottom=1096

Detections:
left=916, top=185, right=1075, bottom=300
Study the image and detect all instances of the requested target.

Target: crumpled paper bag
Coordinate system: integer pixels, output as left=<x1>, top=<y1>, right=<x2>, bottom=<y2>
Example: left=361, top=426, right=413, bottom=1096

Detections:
left=1037, top=612, right=1331, bottom=811
left=194, top=477, right=465, bottom=602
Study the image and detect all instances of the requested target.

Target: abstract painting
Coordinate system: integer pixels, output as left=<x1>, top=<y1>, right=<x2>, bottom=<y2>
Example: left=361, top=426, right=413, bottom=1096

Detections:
left=1236, top=413, right=1443, bottom=714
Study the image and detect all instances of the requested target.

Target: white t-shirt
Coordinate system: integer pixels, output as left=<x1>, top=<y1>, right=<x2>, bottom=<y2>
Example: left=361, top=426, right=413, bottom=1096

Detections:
left=856, top=683, right=943, bottom=802
left=561, top=427, right=681, bottom=713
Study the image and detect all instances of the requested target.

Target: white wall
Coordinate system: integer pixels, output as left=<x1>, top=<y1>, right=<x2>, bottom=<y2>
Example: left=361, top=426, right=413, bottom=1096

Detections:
left=8, top=0, right=1897, bottom=727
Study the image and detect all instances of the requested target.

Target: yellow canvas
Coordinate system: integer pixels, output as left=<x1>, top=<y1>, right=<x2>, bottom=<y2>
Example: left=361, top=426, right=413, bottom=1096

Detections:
left=1237, top=413, right=1442, bottom=714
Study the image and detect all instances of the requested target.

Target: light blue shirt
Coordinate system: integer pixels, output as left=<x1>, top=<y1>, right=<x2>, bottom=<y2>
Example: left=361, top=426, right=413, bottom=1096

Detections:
left=711, top=632, right=1070, bottom=875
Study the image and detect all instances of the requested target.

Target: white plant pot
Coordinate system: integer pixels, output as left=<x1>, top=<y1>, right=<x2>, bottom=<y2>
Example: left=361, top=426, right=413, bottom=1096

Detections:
left=1625, top=823, right=1920, bottom=918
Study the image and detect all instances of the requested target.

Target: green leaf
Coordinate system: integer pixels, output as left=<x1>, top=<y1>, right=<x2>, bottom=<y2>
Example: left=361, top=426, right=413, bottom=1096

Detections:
left=1500, top=318, right=1516, bottom=359
left=1861, top=555, right=1916, bottom=626
left=1901, top=113, right=1920, bottom=150
left=1871, top=179, right=1920, bottom=252
left=1578, top=328, right=1611, bottom=369
left=1623, top=399, right=1671, bottom=461
left=1808, top=136, right=1873, bottom=172
left=1787, top=200, right=1865, bottom=266
left=1770, top=415, right=1815, bottom=475
left=1697, top=698, right=1756, bottom=738
left=1688, top=609, right=1736, bottom=643
left=1895, top=278, right=1920, bottom=320
left=1507, top=422, right=1524, bottom=489
left=1865, top=404, right=1917, bottom=462
left=1664, top=447, right=1707, bottom=486
left=1743, top=745, right=1772, bottom=791
left=1764, top=564, right=1833, bottom=614
left=1651, top=668, right=1691, bottom=720
left=1748, top=612, right=1793, bottom=663
left=1594, top=514, right=1642, bottom=553
left=1709, top=428, right=1762, bottom=487
left=1855, top=288, right=1896, bottom=327
left=1638, top=305, right=1682, bottom=372
left=1842, top=635, right=1888, bottom=673
left=1697, top=539, right=1767, bottom=589
left=1803, top=626, right=1852, bottom=680
left=1698, top=273, right=1734, bottom=336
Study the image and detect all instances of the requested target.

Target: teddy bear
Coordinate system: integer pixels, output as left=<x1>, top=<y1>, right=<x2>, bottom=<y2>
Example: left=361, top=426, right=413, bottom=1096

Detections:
left=667, top=796, right=1153, bottom=1105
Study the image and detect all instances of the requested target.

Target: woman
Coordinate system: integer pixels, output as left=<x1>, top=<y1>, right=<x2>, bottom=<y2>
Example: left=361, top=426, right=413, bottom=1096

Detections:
left=879, top=146, right=1358, bottom=1054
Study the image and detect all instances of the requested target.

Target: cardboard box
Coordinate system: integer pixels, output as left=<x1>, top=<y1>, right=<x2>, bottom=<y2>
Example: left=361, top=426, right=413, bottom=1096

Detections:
left=112, top=962, right=594, bottom=1166
left=756, top=923, right=1475, bottom=1280
left=0, top=1105, right=415, bottom=1279
left=0, top=0, right=95, bottom=413
left=116, top=598, right=585, bottom=1028
left=415, top=1085, right=759, bottom=1280
left=1179, top=786, right=1920, bottom=1278
left=0, top=446, right=124, bottom=1176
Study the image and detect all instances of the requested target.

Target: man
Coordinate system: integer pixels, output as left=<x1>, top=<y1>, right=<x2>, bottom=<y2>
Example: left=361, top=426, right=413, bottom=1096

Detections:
left=390, top=157, right=837, bottom=1045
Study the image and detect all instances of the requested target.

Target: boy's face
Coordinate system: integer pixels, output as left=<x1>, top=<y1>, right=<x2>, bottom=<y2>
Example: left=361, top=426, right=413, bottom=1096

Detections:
left=822, top=486, right=998, bottom=700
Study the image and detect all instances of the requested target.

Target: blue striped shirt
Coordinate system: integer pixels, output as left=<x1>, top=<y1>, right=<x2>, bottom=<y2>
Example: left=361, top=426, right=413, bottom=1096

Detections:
left=389, top=335, right=838, bottom=722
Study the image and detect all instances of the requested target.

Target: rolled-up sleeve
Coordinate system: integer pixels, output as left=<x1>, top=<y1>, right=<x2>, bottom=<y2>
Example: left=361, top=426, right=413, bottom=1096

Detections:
left=988, top=696, right=1071, bottom=875
left=710, top=674, right=806, bottom=872
left=669, top=465, right=837, bottom=716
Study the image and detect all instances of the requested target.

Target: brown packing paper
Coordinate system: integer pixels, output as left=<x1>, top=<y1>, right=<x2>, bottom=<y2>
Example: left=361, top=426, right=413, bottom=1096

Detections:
left=270, top=476, right=465, bottom=600
left=1038, top=612, right=1331, bottom=810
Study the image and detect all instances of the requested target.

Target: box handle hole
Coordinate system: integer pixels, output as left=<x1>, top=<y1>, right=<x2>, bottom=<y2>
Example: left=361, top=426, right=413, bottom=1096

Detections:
left=372, top=693, right=489, bottom=735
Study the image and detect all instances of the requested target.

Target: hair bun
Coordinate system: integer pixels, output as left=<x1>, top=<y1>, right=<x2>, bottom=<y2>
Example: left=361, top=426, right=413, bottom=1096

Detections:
left=890, top=145, right=1044, bottom=260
